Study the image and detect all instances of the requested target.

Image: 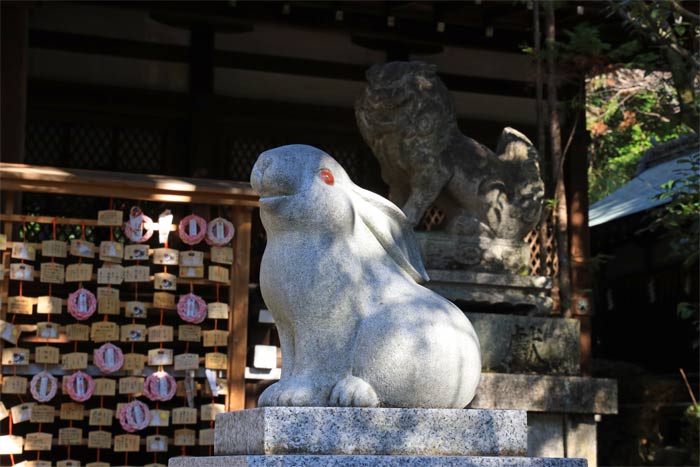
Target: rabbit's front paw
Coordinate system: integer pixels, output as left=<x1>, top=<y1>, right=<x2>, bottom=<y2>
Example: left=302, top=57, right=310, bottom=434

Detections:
left=261, top=379, right=330, bottom=406
left=329, top=376, right=380, bottom=407
left=258, top=382, right=286, bottom=407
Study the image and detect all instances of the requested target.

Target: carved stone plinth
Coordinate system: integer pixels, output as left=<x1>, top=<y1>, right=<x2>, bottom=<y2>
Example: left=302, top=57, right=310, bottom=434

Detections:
left=466, top=313, right=580, bottom=376
left=417, top=232, right=530, bottom=275
left=425, top=270, right=553, bottom=315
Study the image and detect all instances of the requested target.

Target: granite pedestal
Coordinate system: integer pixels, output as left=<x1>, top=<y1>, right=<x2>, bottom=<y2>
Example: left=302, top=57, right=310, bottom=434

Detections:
left=168, top=407, right=586, bottom=467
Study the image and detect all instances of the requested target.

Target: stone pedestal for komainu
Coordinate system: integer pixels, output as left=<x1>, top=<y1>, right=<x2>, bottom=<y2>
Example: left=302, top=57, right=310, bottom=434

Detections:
left=168, top=144, right=586, bottom=467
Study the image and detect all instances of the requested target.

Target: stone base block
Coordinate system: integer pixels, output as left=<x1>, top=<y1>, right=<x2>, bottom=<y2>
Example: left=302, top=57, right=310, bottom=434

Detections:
left=215, top=407, right=526, bottom=457
left=467, top=313, right=580, bottom=376
left=170, top=455, right=587, bottom=467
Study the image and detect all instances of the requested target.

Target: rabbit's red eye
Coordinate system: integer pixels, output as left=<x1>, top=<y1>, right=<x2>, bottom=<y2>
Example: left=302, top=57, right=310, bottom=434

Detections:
left=319, top=169, right=334, bottom=186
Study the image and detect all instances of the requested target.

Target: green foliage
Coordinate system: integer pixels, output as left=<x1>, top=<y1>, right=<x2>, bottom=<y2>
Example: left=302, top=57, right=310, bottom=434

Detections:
left=649, top=152, right=700, bottom=266
left=540, top=0, right=700, bottom=204
left=587, top=71, right=693, bottom=203
left=561, top=23, right=611, bottom=57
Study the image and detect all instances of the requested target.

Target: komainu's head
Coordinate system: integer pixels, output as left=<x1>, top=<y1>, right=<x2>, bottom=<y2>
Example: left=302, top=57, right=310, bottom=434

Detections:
left=356, top=61, right=457, bottom=137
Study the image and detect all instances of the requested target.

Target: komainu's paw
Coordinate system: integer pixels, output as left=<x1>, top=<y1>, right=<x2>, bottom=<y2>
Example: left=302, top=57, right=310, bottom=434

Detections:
left=329, top=376, right=380, bottom=407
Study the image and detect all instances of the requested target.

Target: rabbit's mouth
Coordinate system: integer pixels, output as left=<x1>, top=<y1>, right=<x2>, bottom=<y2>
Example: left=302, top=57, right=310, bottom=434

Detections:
left=251, top=165, right=295, bottom=203
left=259, top=193, right=294, bottom=206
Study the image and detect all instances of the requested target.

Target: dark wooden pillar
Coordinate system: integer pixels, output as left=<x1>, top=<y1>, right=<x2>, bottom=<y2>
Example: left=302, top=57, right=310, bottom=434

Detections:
left=566, top=79, right=593, bottom=376
left=1, top=4, right=29, bottom=164
left=188, top=26, right=216, bottom=177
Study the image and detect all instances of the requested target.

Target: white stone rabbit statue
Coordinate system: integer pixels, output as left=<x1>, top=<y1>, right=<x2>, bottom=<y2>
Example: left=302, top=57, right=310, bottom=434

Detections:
left=250, top=144, right=481, bottom=408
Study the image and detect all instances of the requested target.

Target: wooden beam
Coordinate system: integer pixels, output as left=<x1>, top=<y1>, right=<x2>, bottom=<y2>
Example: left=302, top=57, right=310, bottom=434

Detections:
left=0, top=163, right=259, bottom=207
left=28, top=29, right=539, bottom=98
left=228, top=206, right=253, bottom=410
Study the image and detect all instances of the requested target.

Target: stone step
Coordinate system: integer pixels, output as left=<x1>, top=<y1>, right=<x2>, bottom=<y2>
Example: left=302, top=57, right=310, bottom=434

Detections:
left=470, top=374, right=617, bottom=415
left=425, top=269, right=553, bottom=315
left=214, top=407, right=526, bottom=457
left=170, top=455, right=587, bottom=467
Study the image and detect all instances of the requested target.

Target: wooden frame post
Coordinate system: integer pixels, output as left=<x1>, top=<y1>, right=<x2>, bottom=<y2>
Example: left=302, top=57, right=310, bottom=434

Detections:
left=228, top=206, right=252, bottom=410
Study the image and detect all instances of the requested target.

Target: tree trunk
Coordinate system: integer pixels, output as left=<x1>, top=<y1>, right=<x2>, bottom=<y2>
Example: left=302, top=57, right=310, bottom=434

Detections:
left=665, top=47, right=699, bottom=131
left=545, top=1, right=572, bottom=315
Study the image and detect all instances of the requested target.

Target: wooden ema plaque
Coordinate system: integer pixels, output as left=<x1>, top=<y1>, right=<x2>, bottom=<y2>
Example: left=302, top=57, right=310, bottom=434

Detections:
left=61, top=352, right=88, bottom=370
left=118, top=376, right=145, bottom=395
left=60, top=403, right=84, bottom=421
left=125, top=301, right=147, bottom=318
left=148, top=325, right=173, bottom=342
left=11, top=242, right=37, bottom=261
left=24, top=432, right=52, bottom=451
left=10, top=263, right=34, bottom=281
left=171, top=407, right=197, bottom=425
left=97, top=209, right=123, bottom=226
left=0, top=435, right=23, bottom=455
left=37, top=296, right=62, bottom=314
left=174, top=429, right=195, bottom=446
left=24, top=461, right=51, bottom=467
left=65, top=263, right=93, bottom=282
left=41, top=240, right=67, bottom=258
left=199, top=428, right=215, bottom=446
left=8, top=296, right=33, bottom=315
left=91, top=321, right=119, bottom=342
left=97, top=287, right=120, bottom=315
left=207, top=302, right=229, bottom=319
left=114, top=434, right=139, bottom=452
left=174, top=353, right=199, bottom=371
left=121, top=324, right=146, bottom=342
left=146, top=434, right=168, bottom=452
left=70, top=239, right=95, bottom=258
left=124, top=265, right=149, bottom=282
left=200, top=403, right=225, bottom=421
left=93, top=378, right=117, bottom=397
left=2, top=376, right=28, bottom=394
left=66, top=323, right=90, bottom=341
left=35, top=346, right=60, bottom=365
left=57, top=461, right=81, bottom=467
left=10, top=403, right=34, bottom=423
left=122, top=353, right=145, bottom=371
left=88, top=430, right=112, bottom=449
left=58, top=427, right=83, bottom=445
left=89, top=408, right=114, bottom=426
left=149, top=409, right=169, bottom=427
left=97, top=264, right=124, bottom=284
left=147, top=348, right=173, bottom=366
left=0, top=320, right=20, bottom=344
left=152, top=248, right=178, bottom=265
left=124, top=244, right=149, bottom=261
left=2, top=347, right=29, bottom=365
left=178, top=325, right=201, bottom=342
left=30, top=405, right=55, bottom=423
left=40, top=262, right=65, bottom=284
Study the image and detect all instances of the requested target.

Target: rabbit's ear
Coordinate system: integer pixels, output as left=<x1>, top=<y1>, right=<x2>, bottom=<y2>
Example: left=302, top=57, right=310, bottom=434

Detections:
left=348, top=184, right=430, bottom=284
